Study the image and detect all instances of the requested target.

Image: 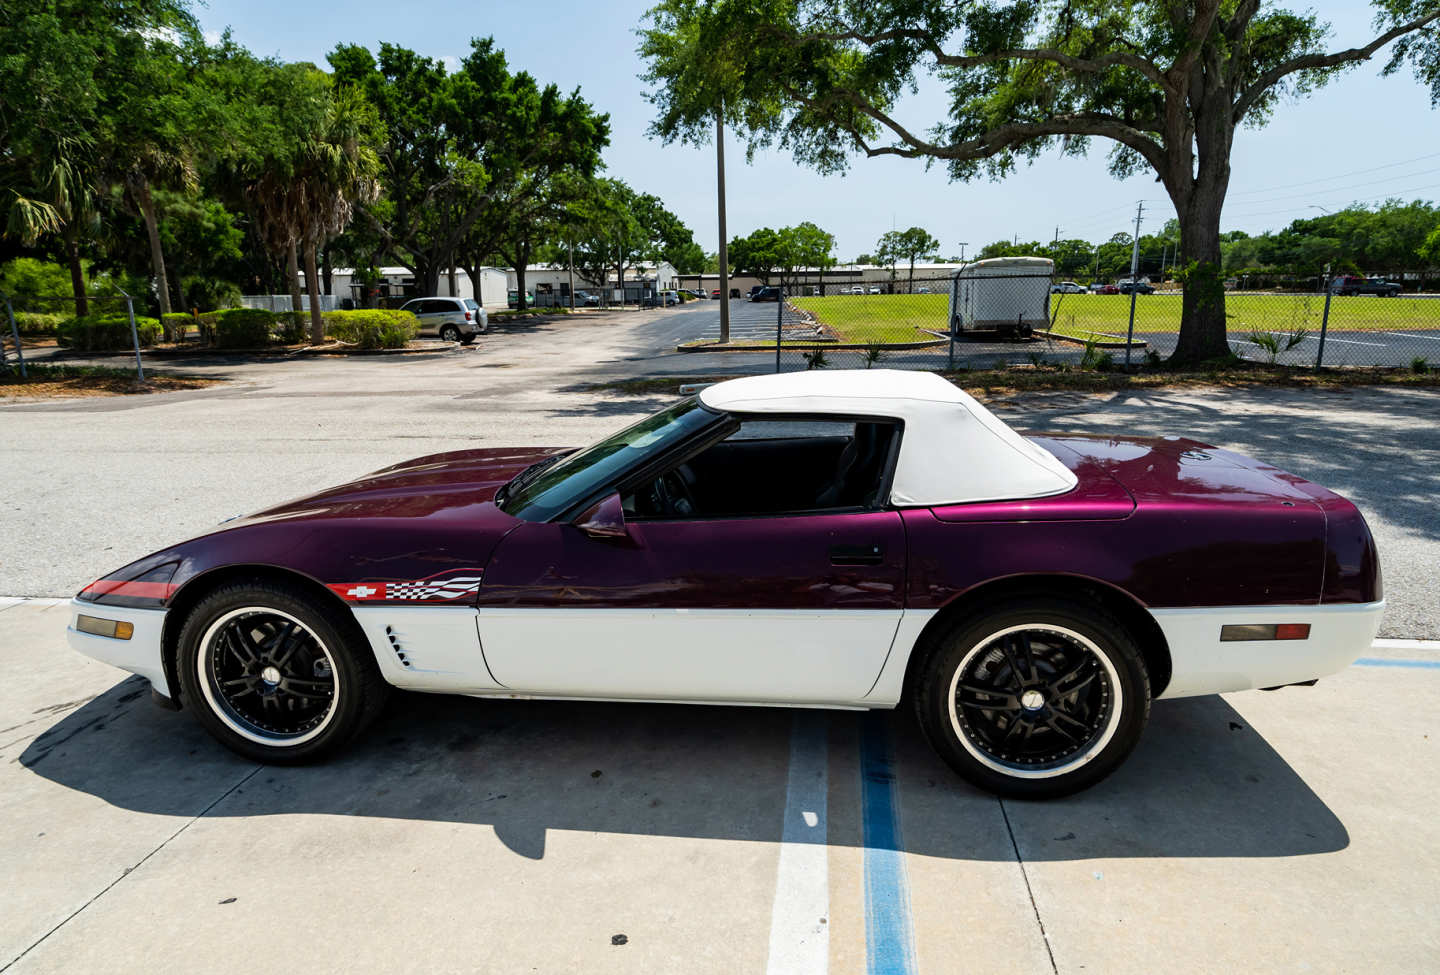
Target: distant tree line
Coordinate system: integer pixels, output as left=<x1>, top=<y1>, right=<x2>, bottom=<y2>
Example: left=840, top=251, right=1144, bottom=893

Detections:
left=0, top=0, right=706, bottom=331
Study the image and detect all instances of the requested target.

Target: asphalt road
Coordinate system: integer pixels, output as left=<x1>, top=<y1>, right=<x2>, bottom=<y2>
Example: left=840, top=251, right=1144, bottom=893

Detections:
left=2, top=308, right=1434, bottom=639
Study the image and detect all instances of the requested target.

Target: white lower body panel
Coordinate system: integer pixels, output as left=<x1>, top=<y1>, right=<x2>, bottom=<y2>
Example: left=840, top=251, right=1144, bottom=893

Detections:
left=66, top=599, right=172, bottom=697
left=1153, top=600, right=1385, bottom=699
left=477, top=607, right=904, bottom=704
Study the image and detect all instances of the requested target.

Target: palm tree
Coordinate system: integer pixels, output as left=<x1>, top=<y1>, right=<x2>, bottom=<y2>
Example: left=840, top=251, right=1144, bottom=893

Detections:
left=249, top=82, right=380, bottom=343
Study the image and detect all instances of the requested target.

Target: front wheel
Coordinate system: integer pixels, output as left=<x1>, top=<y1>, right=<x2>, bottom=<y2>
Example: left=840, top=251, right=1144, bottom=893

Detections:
left=913, top=597, right=1150, bottom=799
left=176, top=580, right=389, bottom=763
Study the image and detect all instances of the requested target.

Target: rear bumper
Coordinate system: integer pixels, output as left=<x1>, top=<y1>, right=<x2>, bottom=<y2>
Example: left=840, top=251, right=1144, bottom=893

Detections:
left=66, top=598, right=173, bottom=699
left=1152, top=600, right=1385, bottom=699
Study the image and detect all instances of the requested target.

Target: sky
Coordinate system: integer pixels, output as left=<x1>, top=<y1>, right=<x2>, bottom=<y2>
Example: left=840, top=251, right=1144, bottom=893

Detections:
left=193, top=0, right=1440, bottom=260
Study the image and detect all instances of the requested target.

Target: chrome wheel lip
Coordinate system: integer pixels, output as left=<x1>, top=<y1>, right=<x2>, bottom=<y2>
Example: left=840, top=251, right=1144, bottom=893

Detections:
left=946, top=623, right=1123, bottom=780
left=197, top=607, right=340, bottom=748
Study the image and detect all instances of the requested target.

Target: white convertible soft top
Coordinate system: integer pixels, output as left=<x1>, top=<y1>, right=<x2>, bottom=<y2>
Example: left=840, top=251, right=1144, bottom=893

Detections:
left=698, top=370, right=1078, bottom=507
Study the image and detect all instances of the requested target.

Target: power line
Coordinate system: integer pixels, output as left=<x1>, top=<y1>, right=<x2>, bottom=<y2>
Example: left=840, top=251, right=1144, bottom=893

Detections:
left=1219, top=166, right=1440, bottom=209
left=1223, top=179, right=1440, bottom=220
left=1225, top=150, right=1440, bottom=198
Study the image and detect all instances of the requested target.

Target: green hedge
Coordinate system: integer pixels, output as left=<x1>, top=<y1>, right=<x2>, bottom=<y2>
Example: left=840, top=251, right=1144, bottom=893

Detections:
left=274, top=311, right=309, bottom=344
left=12, top=311, right=64, bottom=334
left=56, top=314, right=161, bottom=350
left=323, top=309, right=417, bottom=349
left=213, top=308, right=275, bottom=348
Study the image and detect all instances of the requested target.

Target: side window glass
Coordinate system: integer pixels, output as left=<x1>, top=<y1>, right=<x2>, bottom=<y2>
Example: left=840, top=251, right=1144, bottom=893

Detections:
left=627, top=418, right=897, bottom=520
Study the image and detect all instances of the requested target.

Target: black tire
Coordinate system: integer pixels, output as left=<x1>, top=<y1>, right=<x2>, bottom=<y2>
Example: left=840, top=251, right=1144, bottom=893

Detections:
left=912, top=596, right=1150, bottom=799
left=176, top=580, right=389, bottom=764
left=440, top=324, right=461, bottom=342
left=461, top=333, right=477, bottom=345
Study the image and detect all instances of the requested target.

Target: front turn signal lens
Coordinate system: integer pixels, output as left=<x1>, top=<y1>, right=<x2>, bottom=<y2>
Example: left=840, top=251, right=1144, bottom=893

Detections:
left=76, top=615, right=134, bottom=640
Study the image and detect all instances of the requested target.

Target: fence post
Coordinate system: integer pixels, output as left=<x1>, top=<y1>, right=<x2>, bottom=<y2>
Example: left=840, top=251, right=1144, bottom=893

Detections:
left=122, top=292, right=145, bottom=382
left=1315, top=285, right=1333, bottom=370
left=774, top=284, right=783, bottom=373
left=3, top=294, right=25, bottom=379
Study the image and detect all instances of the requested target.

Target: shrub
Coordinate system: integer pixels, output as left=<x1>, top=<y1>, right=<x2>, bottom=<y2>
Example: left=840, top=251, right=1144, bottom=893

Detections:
left=1412, top=356, right=1429, bottom=374
left=161, top=312, right=194, bottom=341
left=213, top=308, right=276, bottom=348
left=274, top=311, right=309, bottom=344
left=323, top=309, right=418, bottom=349
left=12, top=311, right=65, bottom=334
left=181, top=277, right=242, bottom=312
left=55, top=314, right=161, bottom=350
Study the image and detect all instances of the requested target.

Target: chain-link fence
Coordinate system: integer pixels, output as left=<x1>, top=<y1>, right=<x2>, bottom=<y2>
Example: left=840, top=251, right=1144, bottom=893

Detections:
left=736, top=269, right=1440, bottom=373
left=1, top=292, right=151, bottom=380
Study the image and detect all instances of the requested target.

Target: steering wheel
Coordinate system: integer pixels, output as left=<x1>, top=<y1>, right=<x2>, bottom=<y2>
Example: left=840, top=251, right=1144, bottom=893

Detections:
left=653, top=464, right=698, bottom=517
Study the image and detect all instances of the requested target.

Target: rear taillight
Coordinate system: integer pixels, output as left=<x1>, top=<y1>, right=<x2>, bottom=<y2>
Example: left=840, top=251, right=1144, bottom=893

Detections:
left=465, top=311, right=472, bottom=321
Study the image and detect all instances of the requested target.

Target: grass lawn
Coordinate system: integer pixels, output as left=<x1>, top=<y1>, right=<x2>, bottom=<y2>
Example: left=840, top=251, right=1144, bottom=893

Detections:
left=790, top=294, right=949, bottom=343
left=794, top=291, right=1440, bottom=342
left=0, top=363, right=220, bottom=398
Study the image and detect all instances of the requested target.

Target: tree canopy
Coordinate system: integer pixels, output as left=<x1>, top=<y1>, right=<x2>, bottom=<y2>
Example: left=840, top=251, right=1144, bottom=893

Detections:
left=641, top=0, right=1440, bottom=361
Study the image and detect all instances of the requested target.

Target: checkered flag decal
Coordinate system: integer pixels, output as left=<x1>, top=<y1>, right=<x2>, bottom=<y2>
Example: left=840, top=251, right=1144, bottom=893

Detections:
left=384, top=575, right=485, bottom=601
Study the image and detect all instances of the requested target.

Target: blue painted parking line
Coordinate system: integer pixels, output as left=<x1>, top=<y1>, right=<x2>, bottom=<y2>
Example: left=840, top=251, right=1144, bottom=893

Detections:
left=859, top=713, right=917, bottom=975
left=1354, top=657, right=1440, bottom=669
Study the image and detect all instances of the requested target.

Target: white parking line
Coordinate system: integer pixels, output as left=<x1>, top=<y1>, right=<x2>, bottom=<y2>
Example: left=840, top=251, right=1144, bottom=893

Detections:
left=766, top=713, right=830, bottom=975
left=1372, top=638, right=1440, bottom=651
left=1379, top=331, right=1440, bottom=342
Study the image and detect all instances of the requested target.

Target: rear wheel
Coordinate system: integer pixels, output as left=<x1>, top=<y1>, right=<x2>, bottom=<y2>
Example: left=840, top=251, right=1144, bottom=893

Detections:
left=913, top=597, right=1150, bottom=799
left=440, top=324, right=461, bottom=342
left=176, top=580, right=388, bottom=763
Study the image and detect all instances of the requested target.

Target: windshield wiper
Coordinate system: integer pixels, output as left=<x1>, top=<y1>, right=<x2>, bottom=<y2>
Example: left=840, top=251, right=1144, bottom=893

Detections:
left=495, top=454, right=563, bottom=508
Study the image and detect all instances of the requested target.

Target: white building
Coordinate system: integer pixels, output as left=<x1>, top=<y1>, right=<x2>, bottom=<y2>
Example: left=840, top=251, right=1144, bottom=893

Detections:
left=302, top=267, right=510, bottom=309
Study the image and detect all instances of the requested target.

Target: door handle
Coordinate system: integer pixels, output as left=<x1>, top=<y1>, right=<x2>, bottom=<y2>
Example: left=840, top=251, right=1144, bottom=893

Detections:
left=830, top=543, right=885, bottom=566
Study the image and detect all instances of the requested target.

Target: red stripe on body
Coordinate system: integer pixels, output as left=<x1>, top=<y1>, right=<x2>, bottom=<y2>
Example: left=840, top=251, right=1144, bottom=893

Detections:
left=81, top=580, right=178, bottom=600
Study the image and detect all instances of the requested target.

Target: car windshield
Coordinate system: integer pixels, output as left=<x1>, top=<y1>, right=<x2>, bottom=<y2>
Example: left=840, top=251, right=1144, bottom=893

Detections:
left=497, top=398, right=719, bottom=521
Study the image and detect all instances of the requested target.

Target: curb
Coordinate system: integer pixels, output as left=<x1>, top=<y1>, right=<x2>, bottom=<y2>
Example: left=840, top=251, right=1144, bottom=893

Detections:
left=677, top=338, right=947, bottom=354
left=46, top=341, right=460, bottom=361
left=1033, top=328, right=1147, bottom=350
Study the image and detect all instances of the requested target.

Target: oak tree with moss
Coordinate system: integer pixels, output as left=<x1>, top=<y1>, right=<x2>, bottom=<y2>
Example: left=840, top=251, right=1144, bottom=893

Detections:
left=641, top=0, right=1440, bottom=362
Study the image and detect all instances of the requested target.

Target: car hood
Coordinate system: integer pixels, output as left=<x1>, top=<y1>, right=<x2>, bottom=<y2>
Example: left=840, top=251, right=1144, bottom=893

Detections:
left=226, top=446, right=567, bottom=528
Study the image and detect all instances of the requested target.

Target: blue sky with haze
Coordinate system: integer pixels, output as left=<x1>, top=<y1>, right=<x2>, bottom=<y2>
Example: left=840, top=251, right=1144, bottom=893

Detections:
left=196, top=0, right=1440, bottom=259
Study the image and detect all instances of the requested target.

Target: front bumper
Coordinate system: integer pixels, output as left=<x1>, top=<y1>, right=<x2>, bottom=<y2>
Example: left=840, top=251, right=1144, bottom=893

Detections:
left=66, top=598, right=172, bottom=699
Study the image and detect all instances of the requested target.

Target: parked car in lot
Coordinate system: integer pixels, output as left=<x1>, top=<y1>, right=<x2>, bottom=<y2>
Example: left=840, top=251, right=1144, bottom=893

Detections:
left=574, top=290, right=601, bottom=307
left=67, top=370, right=1382, bottom=799
left=710, top=289, right=721, bottom=299
left=396, top=297, right=486, bottom=343
left=1050, top=281, right=1086, bottom=294
left=1330, top=275, right=1402, bottom=297
left=750, top=286, right=780, bottom=302
left=507, top=290, right=534, bottom=309
left=1116, top=279, right=1155, bottom=295
left=1089, top=283, right=1120, bottom=295
left=847, top=286, right=866, bottom=295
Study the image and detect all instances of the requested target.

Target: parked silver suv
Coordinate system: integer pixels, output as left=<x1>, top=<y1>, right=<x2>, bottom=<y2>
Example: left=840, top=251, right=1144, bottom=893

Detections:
left=397, top=297, right=487, bottom=343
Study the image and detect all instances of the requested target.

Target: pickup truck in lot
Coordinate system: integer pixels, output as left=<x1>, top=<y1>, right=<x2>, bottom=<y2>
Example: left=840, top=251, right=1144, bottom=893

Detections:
left=1330, top=276, right=1403, bottom=297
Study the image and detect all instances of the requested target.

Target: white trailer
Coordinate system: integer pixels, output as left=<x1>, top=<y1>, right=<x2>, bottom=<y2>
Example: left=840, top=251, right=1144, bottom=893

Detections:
left=948, top=257, right=1054, bottom=339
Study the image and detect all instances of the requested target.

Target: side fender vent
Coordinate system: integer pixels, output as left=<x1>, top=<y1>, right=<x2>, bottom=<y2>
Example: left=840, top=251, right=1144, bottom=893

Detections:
left=385, top=625, right=413, bottom=669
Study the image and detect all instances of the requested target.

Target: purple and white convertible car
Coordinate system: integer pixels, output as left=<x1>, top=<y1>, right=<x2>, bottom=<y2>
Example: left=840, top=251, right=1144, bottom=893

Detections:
left=68, top=371, right=1383, bottom=798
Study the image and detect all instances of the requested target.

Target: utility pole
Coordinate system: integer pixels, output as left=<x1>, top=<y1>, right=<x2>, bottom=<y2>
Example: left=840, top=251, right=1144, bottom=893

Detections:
left=958, top=242, right=967, bottom=262
left=568, top=238, right=576, bottom=311
left=716, top=107, right=730, bottom=343
left=1125, top=202, right=1143, bottom=370
left=1053, top=226, right=1061, bottom=245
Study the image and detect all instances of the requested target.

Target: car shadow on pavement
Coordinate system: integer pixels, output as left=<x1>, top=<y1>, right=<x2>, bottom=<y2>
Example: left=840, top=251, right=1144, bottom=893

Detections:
left=19, top=678, right=1346, bottom=862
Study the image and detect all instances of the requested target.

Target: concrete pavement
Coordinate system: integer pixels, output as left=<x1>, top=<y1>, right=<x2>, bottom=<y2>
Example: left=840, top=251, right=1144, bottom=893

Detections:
left=1, top=597, right=1436, bottom=973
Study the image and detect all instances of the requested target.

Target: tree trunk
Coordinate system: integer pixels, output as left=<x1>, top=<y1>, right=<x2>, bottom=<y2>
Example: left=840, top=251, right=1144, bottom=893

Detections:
left=515, top=264, right=528, bottom=311
left=304, top=240, right=325, bottom=345
left=908, top=259, right=915, bottom=294
left=1170, top=184, right=1231, bottom=364
left=65, top=233, right=88, bottom=317
left=465, top=267, right=483, bottom=308
left=286, top=242, right=304, bottom=317
left=322, top=248, right=332, bottom=296
left=132, top=177, right=172, bottom=320
left=447, top=265, right=458, bottom=298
